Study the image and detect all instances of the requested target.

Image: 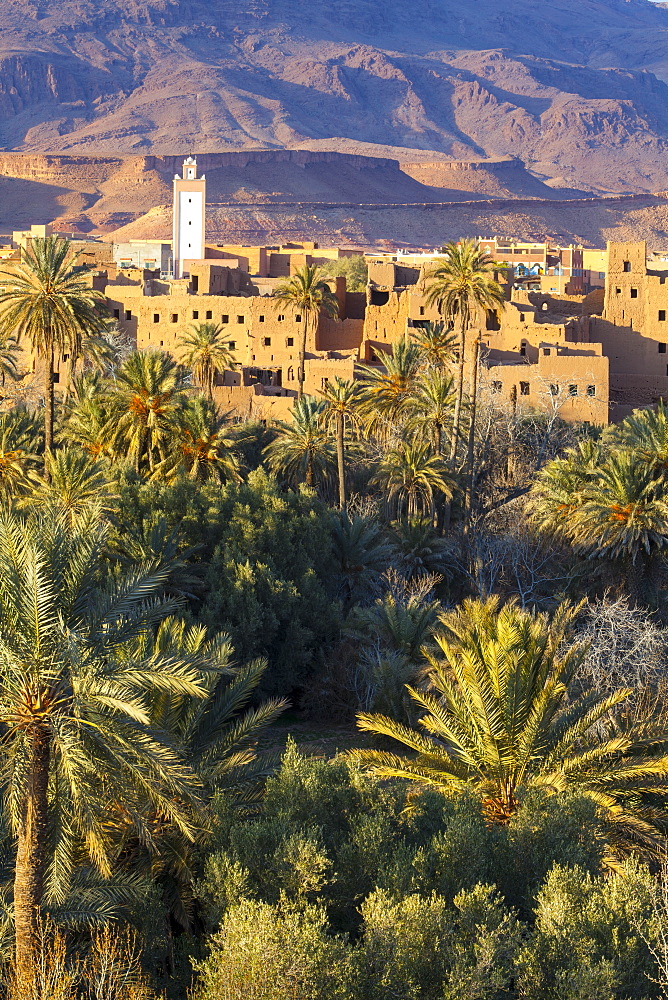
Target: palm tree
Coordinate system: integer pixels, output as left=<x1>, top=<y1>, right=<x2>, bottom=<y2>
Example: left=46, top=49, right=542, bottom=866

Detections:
left=62, top=328, right=117, bottom=402
left=410, top=321, right=457, bottom=371
left=108, top=350, right=188, bottom=474
left=405, top=368, right=455, bottom=455
left=605, top=401, right=668, bottom=478
left=530, top=439, right=601, bottom=541
left=388, top=519, right=454, bottom=583
left=574, top=451, right=668, bottom=601
left=424, top=241, right=506, bottom=491
left=273, top=265, right=339, bottom=400
left=356, top=337, right=422, bottom=438
left=0, top=504, right=207, bottom=982
left=23, top=447, right=117, bottom=522
left=112, top=617, right=287, bottom=934
left=0, top=408, right=42, bottom=504
left=318, top=377, right=362, bottom=510
left=177, top=323, right=236, bottom=399
left=0, top=334, right=20, bottom=387
left=0, top=236, right=107, bottom=457
left=60, top=372, right=114, bottom=459
left=371, top=440, right=456, bottom=523
left=532, top=444, right=668, bottom=602
left=351, top=596, right=668, bottom=859
left=330, top=512, right=394, bottom=605
left=164, top=396, right=242, bottom=484
left=263, top=397, right=336, bottom=488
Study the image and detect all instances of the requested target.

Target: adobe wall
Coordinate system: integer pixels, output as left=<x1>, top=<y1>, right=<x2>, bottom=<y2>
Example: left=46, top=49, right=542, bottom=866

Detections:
left=484, top=352, right=608, bottom=425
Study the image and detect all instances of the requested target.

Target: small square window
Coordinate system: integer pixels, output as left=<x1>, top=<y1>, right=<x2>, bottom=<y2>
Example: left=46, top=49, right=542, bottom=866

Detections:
left=295, top=314, right=302, bottom=323
left=419, top=306, right=425, bottom=316
left=153, top=313, right=160, bottom=323
left=278, top=314, right=284, bottom=322
left=259, top=315, right=265, bottom=323
left=587, top=385, right=596, bottom=397
left=569, top=384, right=578, bottom=396
left=228, top=341, right=236, bottom=350
left=519, top=381, right=530, bottom=396
left=113, top=308, right=120, bottom=319
left=262, top=337, right=271, bottom=347
left=159, top=340, right=164, bottom=347
left=222, top=314, right=229, bottom=323
left=206, top=310, right=212, bottom=320
left=519, top=313, right=525, bottom=322
left=192, top=310, right=199, bottom=319
left=660, top=343, right=667, bottom=354
left=615, top=287, right=621, bottom=295
left=630, top=288, right=638, bottom=299
left=623, top=260, right=631, bottom=272
left=52, top=372, right=59, bottom=384
left=660, top=310, right=666, bottom=322
left=237, top=315, right=244, bottom=324
left=520, top=346, right=526, bottom=356
left=286, top=337, right=294, bottom=347
left=125, top=310, right=132, bottom=321
left=543, top=348, right=551, bottom=356
left=491, top=381, right=502, bottom=394
left=171, top=314, right=178, bottom=323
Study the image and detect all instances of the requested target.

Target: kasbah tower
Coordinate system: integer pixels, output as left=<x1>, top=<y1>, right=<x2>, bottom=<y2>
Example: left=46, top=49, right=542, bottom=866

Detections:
left=172, top=157, right=206, bottom=279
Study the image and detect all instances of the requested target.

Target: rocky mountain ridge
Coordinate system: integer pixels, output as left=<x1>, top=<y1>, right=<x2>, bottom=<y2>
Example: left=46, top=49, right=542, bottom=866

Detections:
left=2, top=0, right=668, bottom=193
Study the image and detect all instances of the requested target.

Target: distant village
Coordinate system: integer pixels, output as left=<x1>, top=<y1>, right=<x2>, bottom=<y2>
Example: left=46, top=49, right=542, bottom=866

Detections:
left=2, top=156, right=667, bottom=427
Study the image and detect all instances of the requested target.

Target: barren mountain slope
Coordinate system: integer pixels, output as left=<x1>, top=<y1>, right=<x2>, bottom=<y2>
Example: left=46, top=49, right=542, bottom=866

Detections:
left=2, top=0, right=668, bottom=191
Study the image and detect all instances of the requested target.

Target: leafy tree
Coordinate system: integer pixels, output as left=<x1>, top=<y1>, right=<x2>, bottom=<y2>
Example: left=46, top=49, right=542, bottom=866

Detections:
left=516, top=863, right=658, bottom=1000
left=371, top=440, right=456, bottom=522
left=0, top=504, right=206, bottom=983
left=352, top=596, right=668, bottom=859
left=318, top=255, right=368, bottom=293
left=177, top=323, right=236, bottom=399
left=199, top=471, right=340, bottom=695
left=108, top=350, right=188, bottom=474
left=193, top=898, right=354, bottom=1000
left=0, top=236, right=106, bottom=457
left=424, top=240, right=506, bottom=522
left=263, top=397, right=335, bottom=489
left=273, top=266, right=339, bottom=400
left=319, top=377, right=362, bottom=510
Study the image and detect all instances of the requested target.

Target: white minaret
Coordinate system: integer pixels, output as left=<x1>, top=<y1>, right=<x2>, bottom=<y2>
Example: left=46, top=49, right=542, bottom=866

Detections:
left=172, top=156, right=206, bottom=279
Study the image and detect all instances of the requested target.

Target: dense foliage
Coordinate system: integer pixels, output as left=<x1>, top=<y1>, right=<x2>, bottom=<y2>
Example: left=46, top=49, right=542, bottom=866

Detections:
left=1, top=239, right=668, bottom=999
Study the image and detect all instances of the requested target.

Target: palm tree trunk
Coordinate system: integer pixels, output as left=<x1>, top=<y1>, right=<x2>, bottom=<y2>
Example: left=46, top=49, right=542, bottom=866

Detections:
left=464, top=335, right=481, bottom=527
left=44, top=343, right=54, bottom=473
left=14, top=725, right=50, bottom=986
left=298, top=314, right=308, bottom=401
left=306, top=453, right=314, bottom=488
left=448, top=321, right=466, bottom=472
left=336, top=411, right=346, bottom=511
